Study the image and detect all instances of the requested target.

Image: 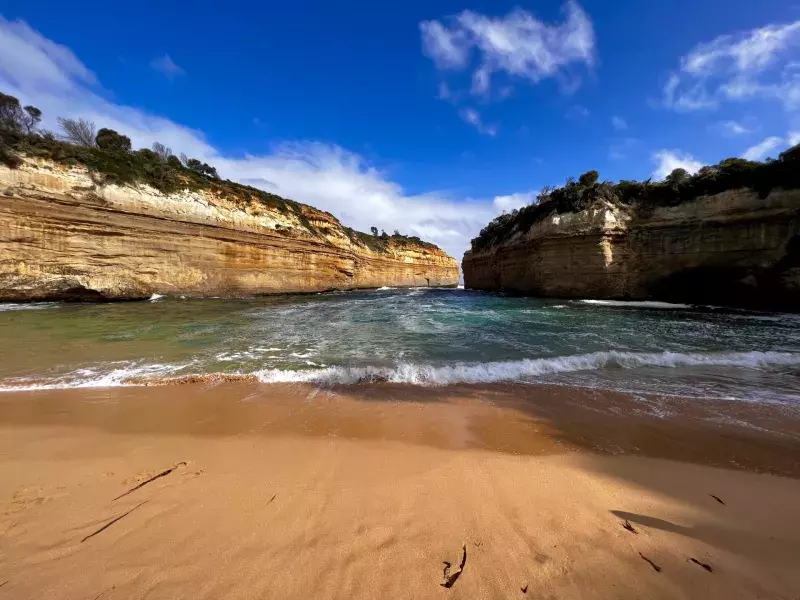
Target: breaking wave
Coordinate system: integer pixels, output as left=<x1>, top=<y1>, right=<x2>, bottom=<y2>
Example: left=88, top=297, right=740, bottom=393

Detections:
left=2, top=350, right=797, bottom=392
left=252, top=350, right=800, bottom=385
left=578, top=299, right=693, bottom=309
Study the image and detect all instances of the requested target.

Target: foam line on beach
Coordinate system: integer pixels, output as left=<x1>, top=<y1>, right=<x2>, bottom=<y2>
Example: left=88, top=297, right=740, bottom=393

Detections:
left=1, top=350, right=798, bottom=392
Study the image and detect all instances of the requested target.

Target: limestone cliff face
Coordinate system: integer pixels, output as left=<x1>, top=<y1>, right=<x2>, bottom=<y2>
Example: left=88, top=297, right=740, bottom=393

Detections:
left=463, top=190, right=800, bottom=310
left=0, top=158, right=458, bottom=301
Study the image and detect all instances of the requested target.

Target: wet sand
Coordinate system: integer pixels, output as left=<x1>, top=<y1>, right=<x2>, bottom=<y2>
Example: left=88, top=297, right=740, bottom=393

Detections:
left=1, top=382, right=799, bottom=599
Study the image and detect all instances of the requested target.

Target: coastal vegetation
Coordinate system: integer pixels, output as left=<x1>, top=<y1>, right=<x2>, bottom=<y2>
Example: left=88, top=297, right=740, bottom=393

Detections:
left=473, top=145, right=800, bottom=251
left=0, top=91, right=430, bottom=253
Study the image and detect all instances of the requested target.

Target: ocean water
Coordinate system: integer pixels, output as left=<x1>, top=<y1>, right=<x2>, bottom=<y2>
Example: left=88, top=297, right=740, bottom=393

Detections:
left=1, top=289, right=799, bottom=404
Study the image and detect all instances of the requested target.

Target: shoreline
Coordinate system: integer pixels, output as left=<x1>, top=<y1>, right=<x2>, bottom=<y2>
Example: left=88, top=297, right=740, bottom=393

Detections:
left=2, top=382, right=800, bottom=599
left=2, top=381, right=799, bottom=474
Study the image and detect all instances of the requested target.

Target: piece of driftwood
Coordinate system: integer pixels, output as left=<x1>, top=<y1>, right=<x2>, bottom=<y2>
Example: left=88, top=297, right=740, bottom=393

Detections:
left=81, top=501, right=147, bottom=543
left=639, top=552, right=662, bottom=573
left=690, top=558, right=713, bottom=572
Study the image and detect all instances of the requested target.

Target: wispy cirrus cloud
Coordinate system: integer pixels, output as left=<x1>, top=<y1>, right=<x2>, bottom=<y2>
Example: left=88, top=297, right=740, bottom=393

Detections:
left=458, top=108, right=497, bottom=136
left=611, top=116, right=627, bottom=130
left=663, top=19, right=800, bottom=112
left=740, top=136, right=784, bottom=160
left=150, top=54, right=185, bottom=80
left=0, top=16, right=522, bottom=262
left=608, top=137, right=640, bottom=161
left=711, top=119, right=755, bottom=136
left=420, top=1, right=595, bottom=100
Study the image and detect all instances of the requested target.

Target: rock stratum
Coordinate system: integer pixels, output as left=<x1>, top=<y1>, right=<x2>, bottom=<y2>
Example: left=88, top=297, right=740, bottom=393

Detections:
left=0, top=158, right=458, bottom=301
left=463, top=189, right=800, bottom=310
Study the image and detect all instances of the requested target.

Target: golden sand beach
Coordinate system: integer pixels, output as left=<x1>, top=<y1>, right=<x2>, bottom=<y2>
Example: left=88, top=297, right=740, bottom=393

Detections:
left=1, top=382, right=799, bottom=599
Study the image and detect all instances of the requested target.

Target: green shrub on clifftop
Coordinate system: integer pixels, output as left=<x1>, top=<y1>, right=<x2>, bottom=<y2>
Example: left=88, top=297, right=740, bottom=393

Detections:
left=472, top=148, right=800, bottom=251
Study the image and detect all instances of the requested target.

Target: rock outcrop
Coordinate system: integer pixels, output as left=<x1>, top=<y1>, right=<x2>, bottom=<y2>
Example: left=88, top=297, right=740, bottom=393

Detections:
left=463, top=190, right=800, bottom=310
left=0, top=158, right=458, bottom=301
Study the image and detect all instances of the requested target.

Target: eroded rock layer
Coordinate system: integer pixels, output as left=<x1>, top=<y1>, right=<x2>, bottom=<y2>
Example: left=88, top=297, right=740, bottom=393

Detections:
left=0, top=159, right=458, bottom=301
left=463, top=190, right=800, bottom=310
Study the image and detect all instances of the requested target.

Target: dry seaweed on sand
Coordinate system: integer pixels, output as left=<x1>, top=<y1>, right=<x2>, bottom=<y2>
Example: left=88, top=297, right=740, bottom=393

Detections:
left=440, top=544, right=467, bottom=588
left=621, top=520, right=638, bottom=534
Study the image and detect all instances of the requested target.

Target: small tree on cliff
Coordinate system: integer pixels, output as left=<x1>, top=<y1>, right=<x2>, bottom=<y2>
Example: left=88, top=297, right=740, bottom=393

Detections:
left=180, top=153, right=220, bottom=178
left=95, top=128, right=132, bottom=152
left=665, top=168, right=689, bottom=186
left=0, top=92, right=42, bottom=134
left=370, top=226, right=378, bottom=236
left=578, top=170, right=600, bottom=187
left=152, top=141, right=172, bottom=162
left=57, top=117, right=96, bottom=147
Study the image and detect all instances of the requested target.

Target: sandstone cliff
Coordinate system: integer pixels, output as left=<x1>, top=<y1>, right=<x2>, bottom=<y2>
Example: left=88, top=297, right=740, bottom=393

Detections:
left=0, top=158, right=458, bottom=301
left=463, top=190, right=800, bottom=310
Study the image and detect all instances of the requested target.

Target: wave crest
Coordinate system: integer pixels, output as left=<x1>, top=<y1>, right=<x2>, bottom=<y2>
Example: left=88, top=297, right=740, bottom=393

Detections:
left=1, top=350, right=797, bottom=391
left=254, top=350, right=800, bottom=385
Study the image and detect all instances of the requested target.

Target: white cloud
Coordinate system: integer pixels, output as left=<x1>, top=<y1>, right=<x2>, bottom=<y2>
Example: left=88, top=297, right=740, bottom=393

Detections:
left=565, top=104, right=589, bottom=119
left=420, top=2, right=595, bottom=98
left=419, top=20, right=470, bottom=69
left=492, top=191, right=538, bottom=212
left=719, top=120, right=752, bottom=135
left=0, top=17, right=515, bottom=263
left=663, top=19, right=800, bottom=112
left=458, top=108, right=497, bottom=136
left=790, top=131, right=800, bottom=145
left=150, top=54, right=185, bottom=79
left=611, top=116, right=627, bottom=130
left=651, top=150, right=704, bottom=180
left=0, top=16, right=96, bottom=92
left=741, top=136, right=784, bottom=160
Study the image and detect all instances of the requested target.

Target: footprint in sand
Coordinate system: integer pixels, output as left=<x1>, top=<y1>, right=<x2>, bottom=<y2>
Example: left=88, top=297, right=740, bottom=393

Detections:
left=4, top=486, right=69, bottom=516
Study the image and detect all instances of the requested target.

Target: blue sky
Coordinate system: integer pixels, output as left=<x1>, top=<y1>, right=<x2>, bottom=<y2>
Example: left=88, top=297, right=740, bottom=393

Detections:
left=1, top=0, right=799, bottom=260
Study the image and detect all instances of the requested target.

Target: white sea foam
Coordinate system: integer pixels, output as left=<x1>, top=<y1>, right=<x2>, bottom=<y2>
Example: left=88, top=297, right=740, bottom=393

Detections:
left=376, top=286, right=393, bottom=291
left=2, top=350, right=798, bottom=392
left=149, top=293, right=165, bottom=302
left=578, top=299, right=693, bottom=309
left=253, top=350, right=800, bottom=386
left=0, top=362, right=188, bottom=392
left=0, top=302, right=57, bottom=312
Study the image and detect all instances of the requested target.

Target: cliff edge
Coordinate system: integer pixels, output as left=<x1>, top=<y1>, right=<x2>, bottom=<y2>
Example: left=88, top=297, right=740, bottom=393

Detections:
left=463, top=161, right=800, bottom=310
left=0, top=158, right=459, bottom=301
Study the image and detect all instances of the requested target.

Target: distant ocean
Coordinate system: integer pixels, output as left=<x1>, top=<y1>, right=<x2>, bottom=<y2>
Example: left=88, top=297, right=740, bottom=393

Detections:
left=1, top=288, right=799, bottom=405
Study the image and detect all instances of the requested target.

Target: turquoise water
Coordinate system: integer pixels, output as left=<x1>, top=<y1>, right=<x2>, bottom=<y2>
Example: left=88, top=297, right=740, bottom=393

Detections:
left=1, top=288, right=799, bottom=404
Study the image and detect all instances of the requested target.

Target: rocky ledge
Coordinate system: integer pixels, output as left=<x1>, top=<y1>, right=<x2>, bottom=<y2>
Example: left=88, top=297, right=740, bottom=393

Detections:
left=0, top=158, right=458, bottom=301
